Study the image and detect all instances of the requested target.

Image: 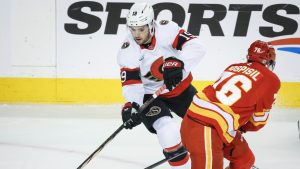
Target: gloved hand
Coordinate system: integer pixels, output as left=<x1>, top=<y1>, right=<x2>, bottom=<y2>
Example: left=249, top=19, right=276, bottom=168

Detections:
left=121, top=102, right=141, bottom=129
left=163, top=57, right=184, bottom=91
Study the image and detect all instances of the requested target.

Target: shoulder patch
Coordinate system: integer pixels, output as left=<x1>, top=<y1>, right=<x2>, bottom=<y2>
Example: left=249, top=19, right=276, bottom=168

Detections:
left=121, top=42, right=130, bottom=49
left=159, top=20, right=169, bottom=25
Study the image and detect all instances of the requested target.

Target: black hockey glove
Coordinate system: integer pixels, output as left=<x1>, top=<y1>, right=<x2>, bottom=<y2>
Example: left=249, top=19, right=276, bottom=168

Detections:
left=163, top=57, right=184, bottom=91
left=121, top=102, right=141, bottom=129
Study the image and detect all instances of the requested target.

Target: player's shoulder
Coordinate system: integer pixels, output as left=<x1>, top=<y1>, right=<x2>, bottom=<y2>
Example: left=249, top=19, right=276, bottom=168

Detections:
left=155, top=20, right=180, bottom=43
left=156, top=20, right=179, bottom=30
left=267, top=69, right=280, bottom=86
left=224, top=62, right=245, bottom=71
left=117, top=35, right=140, bottom=67
left=229, top=62, right=244, bottom=67
left=264, top=69, right=280, bottom=92
left=158, top=20, right=178, bottom=26
left=155, top=20, right=180, bottom=36
left=118, top=35, right=137, bottom=50
left=254, top=63, right=281, bottom=87
left=117, top=37, right=138, bottom=53
left=254, top=63, right=279, bottom=79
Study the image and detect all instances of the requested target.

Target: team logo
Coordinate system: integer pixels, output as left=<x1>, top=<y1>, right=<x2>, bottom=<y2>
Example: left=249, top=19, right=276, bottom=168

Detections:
left=121, top=42, right=130, bottom=49
left=139, top=55, right=144, bottom=61
left=269, top=38, right=300, bottom=55
left=144, top=57, right=164, bottom=82
left=254, top=47, right=264, bottom=53
left=145, top=106, right=161, bottom=116
left=159, top=20, right=169, bottom=25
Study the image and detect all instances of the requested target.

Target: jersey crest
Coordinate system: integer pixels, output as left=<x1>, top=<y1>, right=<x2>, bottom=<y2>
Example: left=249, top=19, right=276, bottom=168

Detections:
left=143, top=57, right=164, bottom=82
left=159, top=20, right=169, bottom=25
left=121, top=42, right=130, bottom=49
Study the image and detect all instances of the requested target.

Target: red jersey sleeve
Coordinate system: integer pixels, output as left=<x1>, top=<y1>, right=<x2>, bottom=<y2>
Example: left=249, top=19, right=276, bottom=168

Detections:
left=240, top=111, right=269, bottom=132
left=240, top=71, right=280, bottom=132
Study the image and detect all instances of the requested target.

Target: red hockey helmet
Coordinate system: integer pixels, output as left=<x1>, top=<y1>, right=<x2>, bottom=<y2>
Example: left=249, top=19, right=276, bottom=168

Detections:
left=247, top=40, right=276, bottom=70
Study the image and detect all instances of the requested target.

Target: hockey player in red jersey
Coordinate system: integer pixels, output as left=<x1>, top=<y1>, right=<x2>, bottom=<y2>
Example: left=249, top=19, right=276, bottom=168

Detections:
left=180, top=40, right=280, bottom=169
left=117, top=2, right=206, bottom=169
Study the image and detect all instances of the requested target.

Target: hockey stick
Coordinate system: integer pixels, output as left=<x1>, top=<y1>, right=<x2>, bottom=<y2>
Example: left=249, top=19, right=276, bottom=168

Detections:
left=144, top=148, right=261, bottom=169
left=144, top=150, right=188, bottom=169
left=145, top=153, right=260, bottom=169
left=77, top=85, right=167, bottom=169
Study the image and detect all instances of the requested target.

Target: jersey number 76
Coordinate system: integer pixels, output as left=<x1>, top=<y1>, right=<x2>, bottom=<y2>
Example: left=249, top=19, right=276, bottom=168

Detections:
left=212, top=72, right=252, bottom=105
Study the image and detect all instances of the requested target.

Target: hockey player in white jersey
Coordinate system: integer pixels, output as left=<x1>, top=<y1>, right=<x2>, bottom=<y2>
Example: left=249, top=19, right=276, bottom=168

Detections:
left=117, top=2, right=206, bottom=168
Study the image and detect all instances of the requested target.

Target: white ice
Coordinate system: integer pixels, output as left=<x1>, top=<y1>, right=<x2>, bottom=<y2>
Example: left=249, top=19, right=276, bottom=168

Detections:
left=0, top=104, right=299, bottom=169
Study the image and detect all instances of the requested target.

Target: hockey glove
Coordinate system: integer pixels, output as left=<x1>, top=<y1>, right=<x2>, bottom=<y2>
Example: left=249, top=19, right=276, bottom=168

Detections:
left=121, top=102, right=141, bottom=129
left=163, top=57, right=184, bottom=91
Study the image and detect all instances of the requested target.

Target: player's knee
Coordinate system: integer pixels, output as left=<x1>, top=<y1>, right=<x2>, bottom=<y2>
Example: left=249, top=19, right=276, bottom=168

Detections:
left=154, top=116, right=181, bottom=148
left=140, top=104, right=172, bottom=134
left=229, top=148, right=255, bottom=169
left=163, top=144, right=189, bottom=166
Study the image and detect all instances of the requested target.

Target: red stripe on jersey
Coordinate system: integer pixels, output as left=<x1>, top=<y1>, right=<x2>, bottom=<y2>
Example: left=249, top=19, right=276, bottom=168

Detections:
left=122, top=80, right=142, bottom=86
left=121, top=68, right=140, bottom=72
left=172, top=29, right=185, bottom=49
left=172, top=29, right=196, bottom=50
left=161, top=73, right=193, bottom=98
left=120, top=68, right=142, bottom=86
left=164, top=143, right=182, bottom=152
left=169, top=153, right=190, bottom=166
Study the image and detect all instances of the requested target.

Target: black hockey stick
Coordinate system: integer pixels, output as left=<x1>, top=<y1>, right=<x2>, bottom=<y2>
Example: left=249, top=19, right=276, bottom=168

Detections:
left=144, top=150, right=188, bottom=169
left=77, top=85, right=167, bottom=169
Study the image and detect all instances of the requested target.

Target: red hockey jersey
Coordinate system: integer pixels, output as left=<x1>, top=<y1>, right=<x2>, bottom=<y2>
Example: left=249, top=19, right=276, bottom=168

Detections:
left=186, top=62, right=280, bottom=143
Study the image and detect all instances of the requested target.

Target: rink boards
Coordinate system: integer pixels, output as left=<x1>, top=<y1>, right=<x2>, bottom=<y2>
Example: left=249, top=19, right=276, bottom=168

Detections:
left=0, top=78, right=299, bottom=107
left=0, top=0, right=299, bottom=106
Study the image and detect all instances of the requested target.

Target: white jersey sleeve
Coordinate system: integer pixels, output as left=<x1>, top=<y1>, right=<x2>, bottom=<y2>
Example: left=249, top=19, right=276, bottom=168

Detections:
left=156, top=20, right=206, bottom=76
left=177, top=37, right=206, bottom=74
left=117, top=36, right=144, bottom=105
left=117, top=36, right=140, bottom=68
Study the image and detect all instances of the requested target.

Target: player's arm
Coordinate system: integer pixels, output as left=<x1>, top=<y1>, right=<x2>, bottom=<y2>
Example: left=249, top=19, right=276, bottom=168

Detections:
left=120, top=67, right=144, bottom=104
left=117, top=38, right=144, bottom=105
left=171, top=26, right=206, bottom=74
left=119, top=68, right=144, bottom=129
left=239, top=111, right=270, bottom=132
left=162, top=21, right=206, bottom=90
left=117, top=40, right=144, bottom=129
left=240, top=93, right=276, bottom=132
left=240, top=77, right=281, bottom=132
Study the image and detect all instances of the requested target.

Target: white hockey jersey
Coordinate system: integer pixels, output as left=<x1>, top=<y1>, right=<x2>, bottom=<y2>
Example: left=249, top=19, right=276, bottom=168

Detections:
left=117, top=20, right=206, bottom=105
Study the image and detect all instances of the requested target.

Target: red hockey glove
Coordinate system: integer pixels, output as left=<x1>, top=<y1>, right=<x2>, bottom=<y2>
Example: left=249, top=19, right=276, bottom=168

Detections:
left=163, top=57, right=184, bottom=91
left=121, top=102, right=141, bottom=129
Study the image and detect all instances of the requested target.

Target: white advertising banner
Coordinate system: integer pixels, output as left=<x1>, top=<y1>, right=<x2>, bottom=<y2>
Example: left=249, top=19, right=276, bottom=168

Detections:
left=0, top=1, right=11, bottom=77
left=57, top=0, right=300, bottom=81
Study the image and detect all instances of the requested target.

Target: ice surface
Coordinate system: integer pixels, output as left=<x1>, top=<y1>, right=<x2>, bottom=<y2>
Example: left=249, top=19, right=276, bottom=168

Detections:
left=0, top=104, right=299, bottom=169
